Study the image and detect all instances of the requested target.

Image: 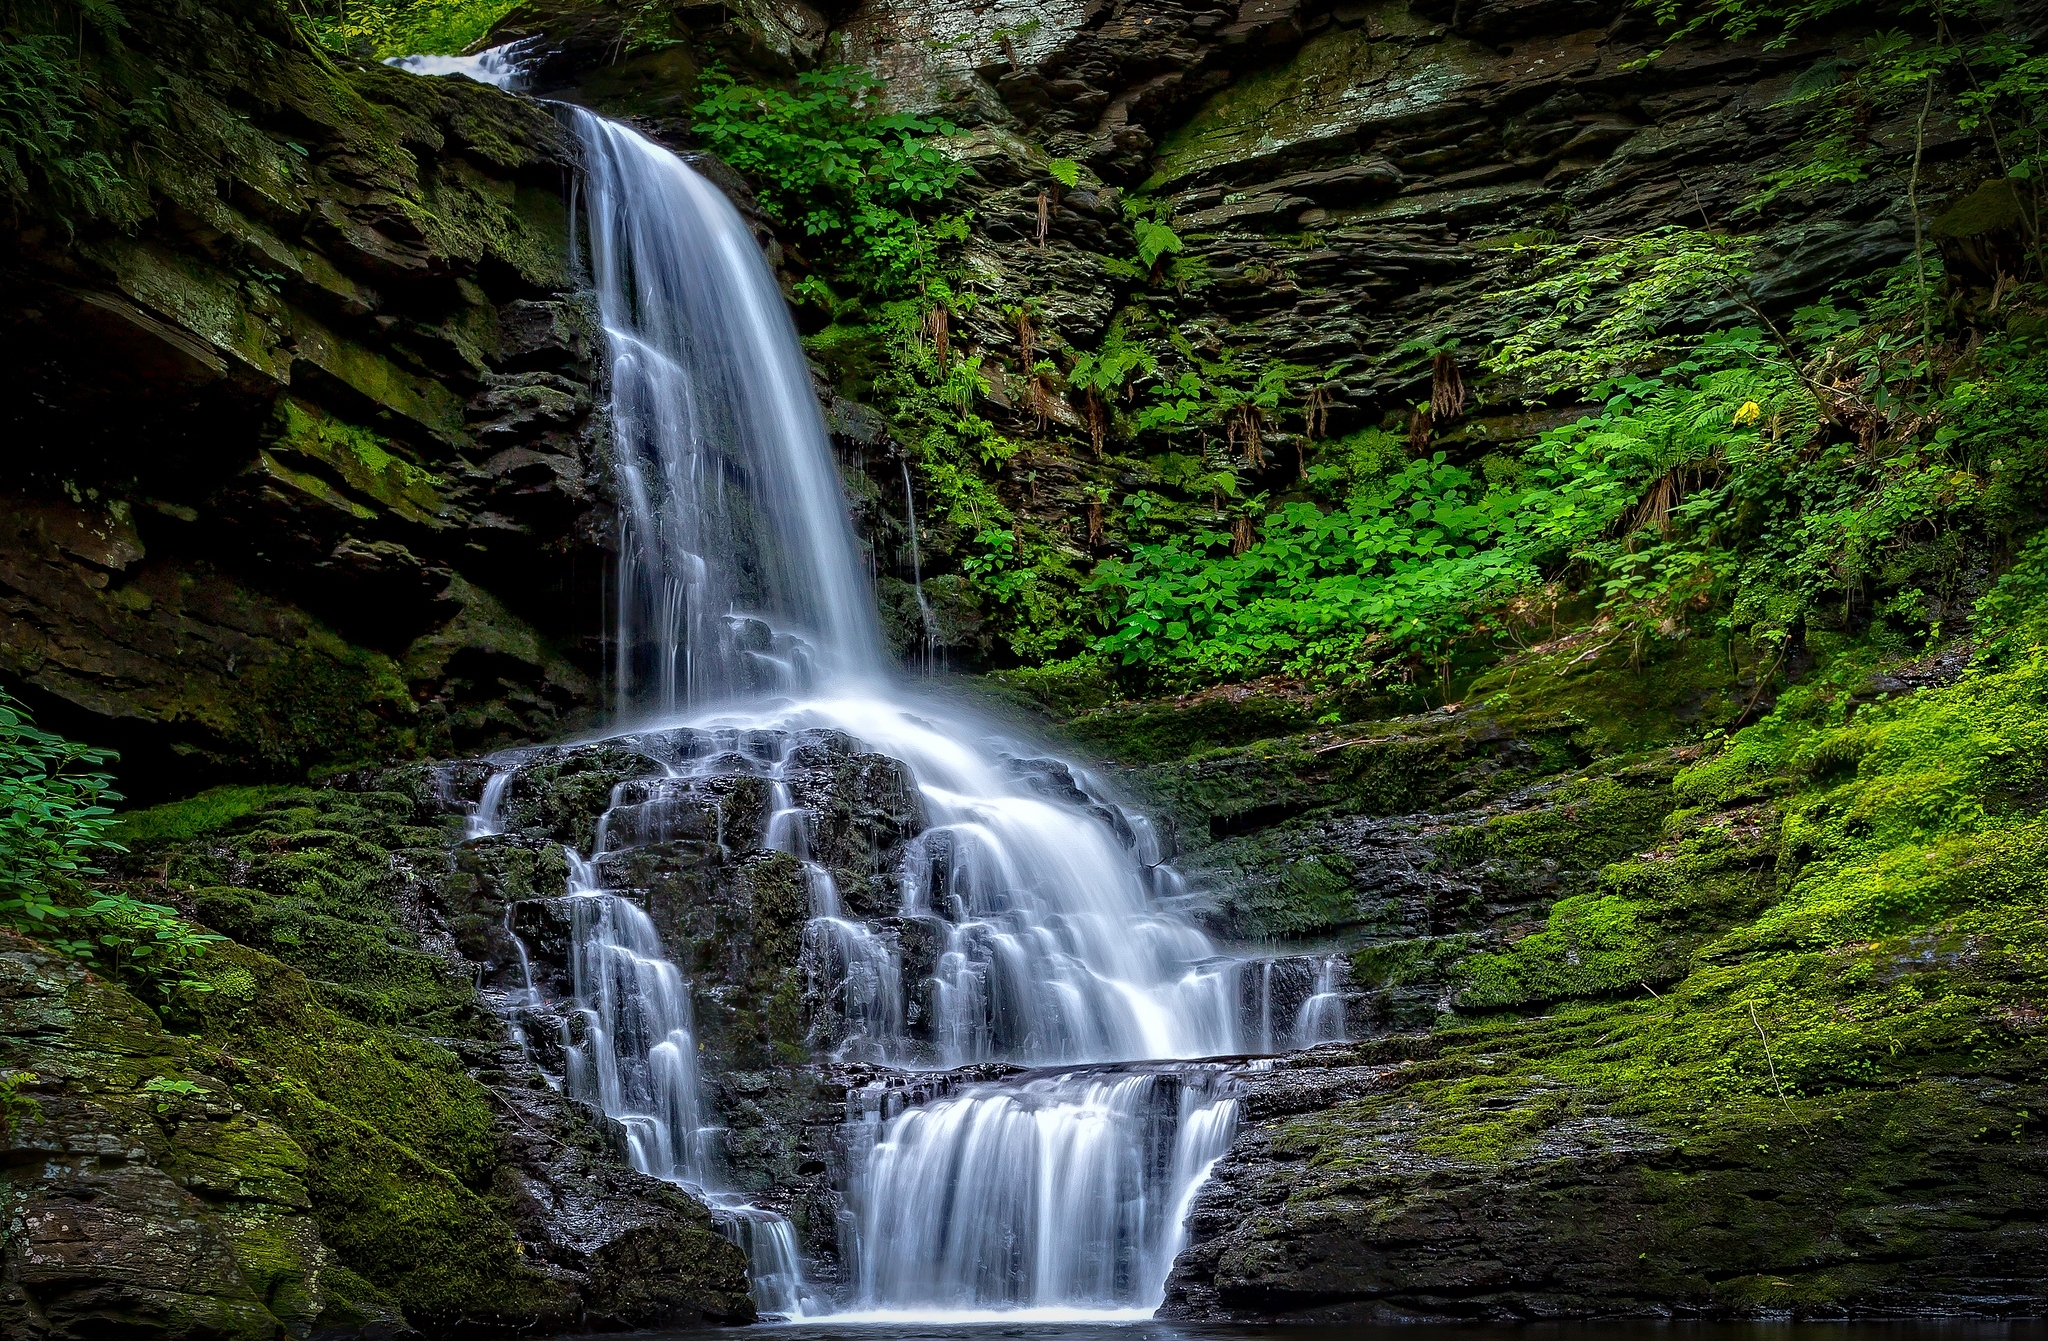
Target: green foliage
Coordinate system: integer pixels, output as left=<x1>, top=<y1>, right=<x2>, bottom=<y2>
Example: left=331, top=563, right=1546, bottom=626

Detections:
left=0, top=1068, right=40, bottom=1139
left=0, top=22, right=136, bottom=222
left=1484, top=227, right=1755, bottom=391
left=1747, top=31, right=1953, bottom=215
left=1633, top=0, right=1941, bottom=48
left=0, top=687, right=224, bottom=990
left=693, top=64, right=964, bottom=296
left=0, top=688, right=124, bottom=914
left=299, top=0, right=519, bottom=59
left=142, top=1074, right=205, bottom=1110
left=1091, top=234, right=2048, bottom=695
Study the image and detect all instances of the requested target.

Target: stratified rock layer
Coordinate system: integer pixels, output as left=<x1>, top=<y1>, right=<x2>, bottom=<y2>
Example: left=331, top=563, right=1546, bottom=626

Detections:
left=1, top=0, right=606, bottom=792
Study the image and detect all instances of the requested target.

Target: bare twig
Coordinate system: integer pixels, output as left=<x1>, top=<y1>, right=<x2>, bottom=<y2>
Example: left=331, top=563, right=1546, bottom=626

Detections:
left=1908, top=74, right=1938, bottom=351
left=1748, top=1001, right=1811, bottom=1132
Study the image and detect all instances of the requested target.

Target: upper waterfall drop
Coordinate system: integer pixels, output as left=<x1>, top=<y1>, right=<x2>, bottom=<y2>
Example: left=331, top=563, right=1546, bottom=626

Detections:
left=573, top=109, right=889, bottom=714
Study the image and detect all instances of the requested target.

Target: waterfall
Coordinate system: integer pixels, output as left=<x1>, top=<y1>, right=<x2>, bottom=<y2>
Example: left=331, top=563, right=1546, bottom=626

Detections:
left=559, top=851, right=711, bottom=1180
left=899, top=458, right=940, bottom=672
left=1293, top=954, right=1348, bottom=1047
left=572, top=109, right=887, bottom=714
left=843, top=1067, right=1239, bottom=1318
left=336, top=94, right=1268, bottom=1318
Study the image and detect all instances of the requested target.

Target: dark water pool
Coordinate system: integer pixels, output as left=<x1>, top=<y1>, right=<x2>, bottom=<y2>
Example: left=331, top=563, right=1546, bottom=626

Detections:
left=597, top=1320, right=2048, bottom=1341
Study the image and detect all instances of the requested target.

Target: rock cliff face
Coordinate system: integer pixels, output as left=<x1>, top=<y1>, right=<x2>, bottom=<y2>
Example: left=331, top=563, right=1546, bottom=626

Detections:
left=1049, top=640, right=2048, bottom=1320
left=595, top=0, right=1981, bottom=667
left=1, top=0, right=609, bottom=795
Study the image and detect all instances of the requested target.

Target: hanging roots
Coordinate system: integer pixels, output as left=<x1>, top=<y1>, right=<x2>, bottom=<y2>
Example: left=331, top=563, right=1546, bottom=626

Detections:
left=1408, top=404, right=1433, bottom=452
left=1227, top=403, right=1265, bottom=469
left=1086, top=390, right=1107, bottom=458
left=1431, top=352, right=1466, bottom=422
left=1025, top=374, right=1054, bottom=429
left=1087, top=500, right=1104, bottom=545
left=1301, top=385, right=1332, bottom=481
left=1014, top=309, right=1036, bottom=370
left=923, top=305, right=950, bottom=364
left=1036, top=191, right=1050, bottom=248
left=1303, top=384, right=1331, bottom=442
left=1231, top=515, right=1254, bottom=555
left=1627, top=468, right=1685, bottom=541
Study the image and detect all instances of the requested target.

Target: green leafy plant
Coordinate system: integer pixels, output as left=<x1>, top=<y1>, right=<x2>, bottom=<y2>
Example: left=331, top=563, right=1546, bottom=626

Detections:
left=141, top=1075, right=204, bottom=1112
left=1090, top=253, right=2048, bottom=695
left=297, top=0, right=519, bottom=58
left=0, top=26, right=134, bottom=221
left=0, top=688, right=224, bottom=991
left=693, top=64, right=965, bottom=297
left=0, top=1069, right=40, bottom=1139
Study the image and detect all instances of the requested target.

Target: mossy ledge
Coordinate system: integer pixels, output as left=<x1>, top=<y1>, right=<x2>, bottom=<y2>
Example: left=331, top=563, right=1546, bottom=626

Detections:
left=2, top=783, right=755, bottom=1338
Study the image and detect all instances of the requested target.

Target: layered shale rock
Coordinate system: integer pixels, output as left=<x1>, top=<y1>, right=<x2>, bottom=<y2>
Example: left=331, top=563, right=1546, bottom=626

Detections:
left=0, top=0, right=607, bottom=793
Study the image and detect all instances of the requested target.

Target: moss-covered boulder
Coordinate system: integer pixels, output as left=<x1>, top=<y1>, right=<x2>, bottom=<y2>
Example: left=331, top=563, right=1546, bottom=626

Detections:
left=52, top=781, right=758, bottom=1336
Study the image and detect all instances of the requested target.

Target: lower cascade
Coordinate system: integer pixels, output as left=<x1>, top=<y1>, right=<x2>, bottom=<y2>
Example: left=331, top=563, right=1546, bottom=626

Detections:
left=845, top=1066, right=1240, bottom=1315
left=456, top=95, right=1351, bottom=1319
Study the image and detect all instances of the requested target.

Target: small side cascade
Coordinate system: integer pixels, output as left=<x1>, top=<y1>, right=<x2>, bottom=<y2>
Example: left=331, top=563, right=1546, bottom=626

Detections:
left=466, top=771, right=512, bottom=840
left=1292, top=955, right=1349, bottom=1047
left=1236, top=952, right=1356, bottom=1053
left=493, top=820, right=816, bottom=1317
left=560, top=852, right=709, bottom=1180
left=898, top=459, right=940, bottom=674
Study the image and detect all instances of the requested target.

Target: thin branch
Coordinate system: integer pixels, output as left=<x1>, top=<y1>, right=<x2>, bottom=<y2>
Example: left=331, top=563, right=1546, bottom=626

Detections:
left=1908, top=74, right=1938, bottom=351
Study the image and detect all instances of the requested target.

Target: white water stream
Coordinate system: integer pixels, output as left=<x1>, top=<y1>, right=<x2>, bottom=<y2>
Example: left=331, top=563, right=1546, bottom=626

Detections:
left=402, top=52, right=1345, bottom=1317
left=567, top=109, right=1254, bottom=1315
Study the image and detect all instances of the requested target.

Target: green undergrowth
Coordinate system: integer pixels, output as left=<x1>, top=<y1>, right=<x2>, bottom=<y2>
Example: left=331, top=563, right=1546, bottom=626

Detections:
left=296, top=0, right=519, bottom=59
left=1368, top=568, right=2048, bottom=1173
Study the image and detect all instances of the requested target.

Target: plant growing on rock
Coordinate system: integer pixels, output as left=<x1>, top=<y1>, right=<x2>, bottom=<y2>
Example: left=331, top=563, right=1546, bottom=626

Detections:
left=0, top=688, right=222, bottom=990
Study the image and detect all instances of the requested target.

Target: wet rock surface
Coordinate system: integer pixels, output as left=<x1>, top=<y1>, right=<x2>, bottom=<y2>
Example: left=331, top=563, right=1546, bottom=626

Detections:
left=0, top=932, right=325, bottom=1341
left=1, top=784, right=756, bottom=1341
left=1166, top=1046, right=2048, bottom=1322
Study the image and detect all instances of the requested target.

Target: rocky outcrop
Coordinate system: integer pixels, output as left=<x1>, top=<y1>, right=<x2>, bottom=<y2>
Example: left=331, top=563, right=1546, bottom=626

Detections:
left=0, top=785, right=757, bottom=1340
left=0, top=932, right=325, bottom=1341
left=1166, top=1040, right=2048, bottom=1321
left=1048, top=627, right=2048, bottom=1320
left=0, top=0, right=608, bottom=794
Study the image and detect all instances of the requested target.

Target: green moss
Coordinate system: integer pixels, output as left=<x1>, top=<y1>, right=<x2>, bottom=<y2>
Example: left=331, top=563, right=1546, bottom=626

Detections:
left=218, top=631, right=422, bottom=776
left=272, top=398, right=446, bottom=526
left=1144, top=12, right=1468, bottom=191
left=108, top=785, right=300, bottom=848
left=178, top=934, right=559, bottom=1322
left=1351, top=934, right=1477, bottom=989
left=1467, top=632, right=1761, bottom=758
left=165, top=789, right=477, bottom=1030
left=1932, top=178, right=2030, bottom=240
left=1064, top=688, right=1322, bottom=764
left=286, top=311, right=470, bottom=446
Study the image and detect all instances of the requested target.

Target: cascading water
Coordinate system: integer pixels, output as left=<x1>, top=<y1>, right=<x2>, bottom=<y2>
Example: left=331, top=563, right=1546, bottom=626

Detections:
left=573, top=108, right=886, bottom=713
left=842, top=1066, right=1240, bottom=1318
left=359, top=71, right=1265, bottom=1315
left=561, top=106, right=1252, bottom=1316
left=1293, top=954, right=1349, bottom=1047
